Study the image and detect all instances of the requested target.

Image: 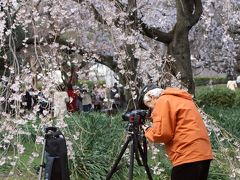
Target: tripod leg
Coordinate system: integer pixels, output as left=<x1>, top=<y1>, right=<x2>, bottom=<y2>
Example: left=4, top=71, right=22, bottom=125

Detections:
left=128, top=140, right=135, bottom=180
left=38, top=138, right=46, bottom=180
left=133, top=134, right=143, bottom=166
left=142, top=137, right=148, bottom=163
left=137, top=141, right=153, bottom=180
left=106, top=136, right=132, bottom=180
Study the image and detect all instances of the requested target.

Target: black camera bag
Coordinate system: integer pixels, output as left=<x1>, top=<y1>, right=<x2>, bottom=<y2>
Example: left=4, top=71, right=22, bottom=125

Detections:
left=44, top=127, right=69, bottom=180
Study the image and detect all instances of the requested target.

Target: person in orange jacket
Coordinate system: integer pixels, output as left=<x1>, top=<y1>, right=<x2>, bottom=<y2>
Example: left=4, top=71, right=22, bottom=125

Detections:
left=138, top=85, right=213, bottom=180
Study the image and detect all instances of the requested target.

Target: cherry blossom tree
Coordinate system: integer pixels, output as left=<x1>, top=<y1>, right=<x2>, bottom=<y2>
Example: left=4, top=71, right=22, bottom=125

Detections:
left=0, top=0, right=239, bottom=126
left=74, top=0, right=238, bottom=93
left=0, top=0, right=240, bottom=178
left=190, top=0, right=238, bottom=77
left=1, top=0, right=238, bottom=100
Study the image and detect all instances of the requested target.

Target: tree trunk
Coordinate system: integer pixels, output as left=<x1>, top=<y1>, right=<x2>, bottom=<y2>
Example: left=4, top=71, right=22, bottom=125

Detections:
left=168, top=24, right=195, bottom=94
left=141, top=0, right=203, bottom=95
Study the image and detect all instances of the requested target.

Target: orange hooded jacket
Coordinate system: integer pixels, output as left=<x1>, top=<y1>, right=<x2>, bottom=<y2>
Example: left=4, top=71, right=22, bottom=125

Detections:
left=145, top=88, right=213, bottom=167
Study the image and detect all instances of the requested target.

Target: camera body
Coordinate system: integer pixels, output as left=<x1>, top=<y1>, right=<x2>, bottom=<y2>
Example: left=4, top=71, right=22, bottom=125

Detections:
left=122, top=109, right=150, bottom=125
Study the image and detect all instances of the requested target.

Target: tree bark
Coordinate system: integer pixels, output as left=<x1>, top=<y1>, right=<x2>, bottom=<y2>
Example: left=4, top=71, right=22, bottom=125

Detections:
left=168, top=24, right=195, bottom=93
left=141, top=0, right=203, bottom=94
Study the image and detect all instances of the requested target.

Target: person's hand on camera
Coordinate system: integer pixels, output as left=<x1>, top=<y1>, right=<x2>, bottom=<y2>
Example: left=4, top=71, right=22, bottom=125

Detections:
left=141, top=124, right=150, bottom=131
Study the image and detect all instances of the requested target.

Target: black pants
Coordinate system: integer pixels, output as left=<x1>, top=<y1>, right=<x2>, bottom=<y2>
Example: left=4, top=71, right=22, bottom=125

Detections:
left=171, top=160, right=211, bottom=180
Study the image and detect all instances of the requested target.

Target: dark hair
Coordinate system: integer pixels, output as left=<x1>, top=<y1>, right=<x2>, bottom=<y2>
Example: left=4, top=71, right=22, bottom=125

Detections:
left=138, top=84, right=159, bottom=109
left=67, top=83, right=73, bottom=90
left=82, top=89, right=87, bottom=93
left=57, top=84, right=65, bottom=91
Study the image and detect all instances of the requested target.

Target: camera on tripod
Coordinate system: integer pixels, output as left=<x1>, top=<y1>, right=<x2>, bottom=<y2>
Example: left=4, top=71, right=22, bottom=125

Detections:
left=122, top=109, right=150, bottom=125
left=106, top=109, right=153, bottom=180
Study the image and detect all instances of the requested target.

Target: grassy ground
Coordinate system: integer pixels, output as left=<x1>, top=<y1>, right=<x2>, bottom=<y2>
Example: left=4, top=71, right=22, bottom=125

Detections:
left=0, top=85, right=239, bottom=179
left=203, top=106, right=240, bottom=138
left=0, top=143, right=41, bottom=180
left=195, top=84, right=240, bottom=138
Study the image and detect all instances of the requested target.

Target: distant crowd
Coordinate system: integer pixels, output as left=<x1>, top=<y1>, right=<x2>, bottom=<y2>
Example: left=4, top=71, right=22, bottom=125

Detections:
left=65, top=82, right=122, bottom=113
left=20, top=82, right=124, bottom=118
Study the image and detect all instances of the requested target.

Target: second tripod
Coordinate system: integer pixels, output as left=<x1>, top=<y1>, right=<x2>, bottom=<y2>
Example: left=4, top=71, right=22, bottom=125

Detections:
left=106, top=110, right=153, bottom=180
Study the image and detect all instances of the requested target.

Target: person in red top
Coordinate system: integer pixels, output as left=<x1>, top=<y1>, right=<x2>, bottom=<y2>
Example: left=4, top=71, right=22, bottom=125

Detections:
left=138, top=85, right=213, bottom=180
left=66, top=84, right=77, bottom=112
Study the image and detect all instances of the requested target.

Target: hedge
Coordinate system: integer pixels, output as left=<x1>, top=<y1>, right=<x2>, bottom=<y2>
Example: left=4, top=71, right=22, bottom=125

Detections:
left=196, top=86, right=240, bottom=107
left=194, top=77, right=228, bottom=86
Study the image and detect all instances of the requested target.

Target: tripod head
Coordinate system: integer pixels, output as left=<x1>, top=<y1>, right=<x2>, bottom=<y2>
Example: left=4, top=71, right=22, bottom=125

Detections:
left=122, top=109, right=151, bottom=141
left=122, top=109, right=150, bottom=125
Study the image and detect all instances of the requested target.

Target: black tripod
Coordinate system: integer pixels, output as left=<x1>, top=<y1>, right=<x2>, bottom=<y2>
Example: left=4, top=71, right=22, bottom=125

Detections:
left=106, top=113, right=153, bottom=180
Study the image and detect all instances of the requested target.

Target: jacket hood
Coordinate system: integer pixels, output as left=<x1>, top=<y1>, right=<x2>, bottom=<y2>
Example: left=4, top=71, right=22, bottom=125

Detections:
left=161, top=88, right=192, bottom=100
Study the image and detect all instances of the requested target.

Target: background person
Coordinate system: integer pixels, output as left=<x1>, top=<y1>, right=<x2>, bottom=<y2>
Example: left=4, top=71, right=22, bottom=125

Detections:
left=110, top=83, right=120, bottom=111
left=138, top=85, right=213, bottom=180
left=227, top=80, right=237, bottom=91
left=75, top=87, right=82, bottom=113
left=92, top=85, right=104, bottom=111
left=236, top=75, right=240, bottom=87
left=110, top=83, right=119, bottom=100
left=22, top=89, right=34, bottom=111
left=66, top=84, right=77, bottom=112
left=53, top=85, right=69, bottom=119
left=81, top=88, right=92, bottom=112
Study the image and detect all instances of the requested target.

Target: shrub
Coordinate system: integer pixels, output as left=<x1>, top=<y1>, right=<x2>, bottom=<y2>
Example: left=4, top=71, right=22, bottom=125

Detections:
left=234, top=89, right=240, bottom=106
left=196, top=87, right=236, bottom=107
left=194, top=77, right=227, bottom=86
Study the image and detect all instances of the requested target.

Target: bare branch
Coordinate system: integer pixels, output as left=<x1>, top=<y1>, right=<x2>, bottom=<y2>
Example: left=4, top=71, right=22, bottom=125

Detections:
left=90, top=4, right=108, bottom=25
left=71, top=0, right=85, bottom=4
left=178, top=0, right=203, bottom=27
left=189, top=0, right=203, bottom=26
left=111, top=0, right=126, bottom=11
left=140, top=22, right=173, bottom=44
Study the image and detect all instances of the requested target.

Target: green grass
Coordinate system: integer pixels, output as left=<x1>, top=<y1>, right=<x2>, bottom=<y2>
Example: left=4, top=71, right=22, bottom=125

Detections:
left=1, top=88, right=240, bottom=179
left=195, top=84, right=240, bottom=138
left=203, top=106, right=240, bottom=138
left=0, top=143, right=41, bottom=179
left=195, top=85, right=240, bottom=179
